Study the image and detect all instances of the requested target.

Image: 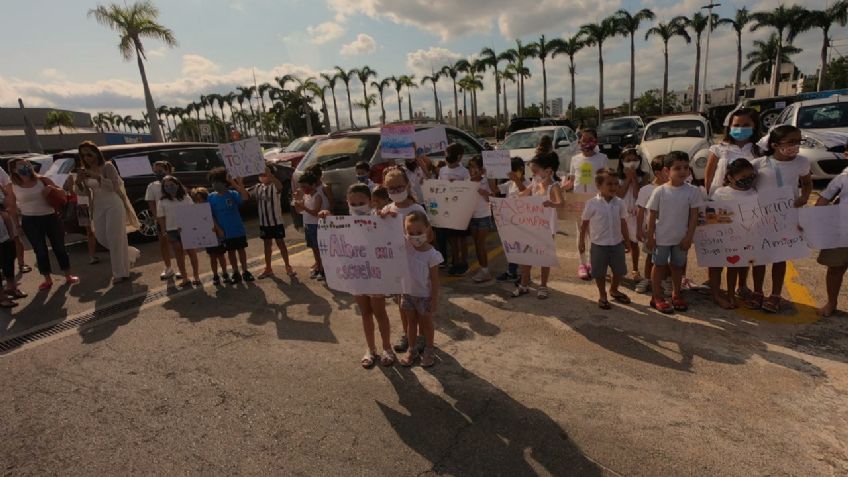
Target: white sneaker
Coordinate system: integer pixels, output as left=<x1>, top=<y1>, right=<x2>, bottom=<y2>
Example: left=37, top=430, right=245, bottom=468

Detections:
left=635, top=279, right=651, bottom=293
left=472, top=268, right=492, bottom=283
left=160, top=268, right=175, bottom=280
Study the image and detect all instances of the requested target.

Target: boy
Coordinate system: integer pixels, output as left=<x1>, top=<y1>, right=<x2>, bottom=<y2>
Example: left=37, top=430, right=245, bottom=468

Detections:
left=438, top=143, right=471, bottom=276
left=646, top=152, right=702, bottom=313
left=207, top=167, right=253, bottom=283
left=146, top=161, right=176, bottom=280
left=564, top=128, right=609, bottom=280
left=250, top=165, right=294, bottom=279
left=579, top=169, right=631, bottom=309
left=496, top=157, right=530, bottom=282
left=191, top=187, right=229, bottom=286
left=634, top=156, right=667, bottom=293
left=294, top=172, right=327, bottom=281
left=815, top=168, right=848, bottom=317
left=354, top=161, right=376, bottom=191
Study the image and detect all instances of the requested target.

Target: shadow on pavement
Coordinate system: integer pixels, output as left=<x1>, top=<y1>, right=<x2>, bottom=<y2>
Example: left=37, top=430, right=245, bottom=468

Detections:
left=78, top=277, right=149, bottom=344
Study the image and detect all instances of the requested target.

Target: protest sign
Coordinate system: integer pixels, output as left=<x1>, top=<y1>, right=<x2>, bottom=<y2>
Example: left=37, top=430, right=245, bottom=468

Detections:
left=175, top=203, right=220, bottom=250
left=413, top=126, right=448, bottom=156
left=559, top=191, right=594, bottom=226
left=218, top=137, right=265, bottom=178
left=380, top=125, right=416, bottom=159
left=799, top=201, right=848, bottom=249
left=114, top=156, right=153, bottom=178
left=422, top=179, right=479, bottom=230
left=491, top=196, right=558, bottom=267
left=482, top=150, right=511, bottom=179
left=693, top=196, right=759, bottom=267
left=317, top=215, right=409, bottom=295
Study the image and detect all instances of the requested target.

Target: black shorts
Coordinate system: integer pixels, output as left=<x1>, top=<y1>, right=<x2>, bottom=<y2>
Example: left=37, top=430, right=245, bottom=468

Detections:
left=259, top=224, right=286, bottom=240
left=223, top=236, right=248, bottom=251
left=206, top=245, right=226, bottom=256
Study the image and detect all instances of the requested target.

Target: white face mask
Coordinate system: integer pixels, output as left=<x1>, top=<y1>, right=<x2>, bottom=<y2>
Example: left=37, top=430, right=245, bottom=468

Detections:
left=623, top=162, right=639, bottom=170
left=349, top=204, right=371, bottom=216
left=407, top=234, right=428, bottom=247
left=389, top=191, right=408, bottom=203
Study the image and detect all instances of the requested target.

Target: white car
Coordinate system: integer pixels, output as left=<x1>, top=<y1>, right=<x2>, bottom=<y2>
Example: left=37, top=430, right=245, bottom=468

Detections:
left=43, top=156, right=75, bottom=187
left=638, top=114, right=713, bottom=181
left=496, top=125, right=579, bottom=175
left=770, top=96, right=848, bottom=179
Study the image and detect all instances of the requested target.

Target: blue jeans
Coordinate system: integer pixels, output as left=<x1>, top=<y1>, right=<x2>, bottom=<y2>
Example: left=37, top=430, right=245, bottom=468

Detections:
left=21, top=213, right=70, bottom=275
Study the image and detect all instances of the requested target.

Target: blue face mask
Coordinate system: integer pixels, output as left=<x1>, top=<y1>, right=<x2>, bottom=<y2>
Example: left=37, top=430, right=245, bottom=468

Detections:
left=356, top=175, right=368, bottom=183
left=729, top=127, right=753, bottom=141
left=17, top=166, right=32, bottom=177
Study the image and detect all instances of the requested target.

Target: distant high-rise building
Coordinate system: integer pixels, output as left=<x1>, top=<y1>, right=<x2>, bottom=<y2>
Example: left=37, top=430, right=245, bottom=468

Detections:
left=546, top=97, right=564, bottom=117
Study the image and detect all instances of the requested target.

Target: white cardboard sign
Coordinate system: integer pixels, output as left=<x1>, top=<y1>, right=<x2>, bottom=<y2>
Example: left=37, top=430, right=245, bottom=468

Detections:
left=218, top=137, right=265, bottom=178
left=422, top=179, right=479, bottom=230
left=413, top=126, right=448, bottom=156
left=491, top=196, right=558, bottom=267
left=175, top=203, right=219, bottom=250
left=798, top=202, right=848, bottom=250
left=482, top=150, right=512, bottom=179
left=114, top=156, right=153, bottom=178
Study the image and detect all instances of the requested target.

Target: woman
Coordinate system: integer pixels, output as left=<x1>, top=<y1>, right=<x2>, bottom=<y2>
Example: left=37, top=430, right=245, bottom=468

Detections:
left=63, top=157, right=100, bottom=264
left=8, top=158, right=79, bottom=290
left=76, top=141, right=140, bottom=284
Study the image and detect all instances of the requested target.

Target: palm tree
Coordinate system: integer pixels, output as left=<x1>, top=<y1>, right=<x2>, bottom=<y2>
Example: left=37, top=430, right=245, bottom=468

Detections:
left=257, top=82, right=275, bottom=137
left=308, top=82, right=332, bottom=131
left=353, top=66, right=378, bottom=127
left=89, top=1, right=175, bottom=142
left=478, top=47, right=503, bottom=124
left=793, top=2, right=848, bottom=91
left=156, top=105, right=171, bottom=139
left=458, top=75, right=484, bottom=132
left=551, top=35, right=584, bottom=121
left=499, top=40, right=537, bottom=114
left=390, top=76, right=404, bottom=121
left=530, top=35, right=565, bottom=117
left=399, top=75, right=417, bottom=121
left=744, top=33, right=802, bottom=84
left=45, top=110, right=76, bottom=147
left=614, top=9, right=656, bottom=115
left=440, top=64, right=460, bottom=126
left=455, top=60, right=472, bottom=127
left=470, top=60, right=487, bottom=130
left=646, top=19, right=691, bottom=114
left=371, top=78, right=392, bottom=124
left=354, top=94, right=378, bottom=121
left=293, top=77, right=318, bottom=136
left=499, top=67, right=516, bottom=122
left=677, top=12, right=718, bottom=112
left=334, top=67, right=356, bottom=128
left=579, top=16, right=623, bottom=123
left=224, top=92, right=238, bottom=135
left=123, top=115, right=133, bottom=133
left=236, top=86, right=257, bottom=134
left=320, top=72, right=341, bottom=130
left=751, top=4, right=809, bottom=97
left=718, top=8, right=752, bottom=105
left=421, top=73, right=442, bottom=120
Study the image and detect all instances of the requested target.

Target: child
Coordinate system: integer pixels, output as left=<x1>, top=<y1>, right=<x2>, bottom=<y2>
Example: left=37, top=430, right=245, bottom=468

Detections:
left=496, top=157, right=530, bottom=282
left=146, top=161, right=176, bottom=280
left=708, top=158, right=759, bottom=309
left=705, top=108, right=760, bottom=197
left=207, top=167, right=253, bottom=283
left=564, top=128, right=609, bottom=280
left=371, top=186, right=390, bottom=211
left=616, top=148, right=647, bottom=281
left=191, top=187, right=229, bottom=286
left=0, top=210, right=24, bottom=308
left=294, top=171, right=327, bottom=281
left=157, top=176, right=200, bottom=287
left=250, top=165, right=294, bottom=279
left=399, top=210, right=443, bottom=367
left=354, top=161, right=377, bottom=191
left=404, top=155, right=429, bottom=203
left=514, top=152, right=564, bottom=299
left=815, top=167, right=848, bottom=317
left=306, top=163, right=334, bottom=211
left=467, top=156, right=496, bottom=282
left=635, top=156, right=667, bottom=293
left=750, top=125, right=812, bottom=313
left=580, top=169, right=632, bottom=309
left=646, top=152, right=702, bottom=313
left=439, top=143, right=471, bottom=276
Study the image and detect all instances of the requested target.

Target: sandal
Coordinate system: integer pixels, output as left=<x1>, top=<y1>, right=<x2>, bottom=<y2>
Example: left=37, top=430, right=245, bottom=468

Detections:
left=5, top=290, right=26, bottom=299
left=650, top=297, right=674, bottom=314
left=537, top=286, right=549, bottom=300
left=399, top=352, right=417, bottom=367
left=628, top=270, right=643, bottom=282
left=598, top=298, right=612, bottom=310
left=19, top=265, right=32, bottom=273
left=512, top=285, right=529, bottom=298
left=610, top=291, right=631, bottom=304
left=191, top=280, right=202, bottom=286
left=380, top=350, right=396, bottom=367
left=735, top=287, right=754, bottom=301
left=257, top=270, right=275, bottom=279
left=762, top=295, right=781, bottom=314
left=745, top=292, right=764, bottom=310
left=671, top=294, right=688, bottom=311
left=361, top=351, right=377, bottom=369
left=0, top=299, right=17, bottom=308
left=285, top=265, right=297, bottom=277
left=38, top=281, right=53, bottom=291
left=420, top=347, right=436, bottom=368
left=178, top=280, right=192, bottom=288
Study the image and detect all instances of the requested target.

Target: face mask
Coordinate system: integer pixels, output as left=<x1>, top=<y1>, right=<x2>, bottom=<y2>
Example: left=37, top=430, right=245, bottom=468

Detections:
left=623, top=162, right=639, bottom=170
left=17, top=165, right=32, bottom=177
left=407, top=234, right=428, bottom=247
left=734, top=175, right=756, bottom=190
left=405, top=160, right=418, bottom=171
left=212, top=182, right=228, bottom=193
left=164, top=183, right=179, bottom=196
left=729, top=127, right=753, bottom=141
left=154, top=172, right=166, bottom=181
left=356, top=175, right=369, bottom=183
left=389, top=190, right=408, bottom=203
left=776, top=144, right=800, bottom=157
left=580, top=139, right=597, bottom=151
left=349, top=204, right=371, bottom=215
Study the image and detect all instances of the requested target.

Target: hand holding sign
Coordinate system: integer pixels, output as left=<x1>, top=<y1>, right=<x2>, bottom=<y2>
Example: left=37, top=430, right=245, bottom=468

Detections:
left=482, top=150, right=511, bottom=179
left=218, top=137, right=265, bottom=178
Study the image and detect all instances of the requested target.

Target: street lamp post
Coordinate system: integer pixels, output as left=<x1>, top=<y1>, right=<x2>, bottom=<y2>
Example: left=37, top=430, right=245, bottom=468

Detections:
left=700, top=2, right=721, bottom=114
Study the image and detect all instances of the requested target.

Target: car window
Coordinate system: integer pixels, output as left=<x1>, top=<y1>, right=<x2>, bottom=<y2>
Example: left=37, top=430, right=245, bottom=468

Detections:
left=501, top=131, right=554, bottom=149
left=797, top=103, right=848, bottom=129
left=566, top=127, right=577, bottom=142
left=446, top=130, right=480, bottom=155
left=297, top=135, right=379, bottom=172
left=644, top=120, right=706, bottom=141
left=599, top=118, right=637, bottom=132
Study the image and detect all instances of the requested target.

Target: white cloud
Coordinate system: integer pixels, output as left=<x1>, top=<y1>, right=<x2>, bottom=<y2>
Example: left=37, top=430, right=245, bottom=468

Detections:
left=181, top=54, right=220, bottom=76
left=406, top=47, right=463, bottom=77
left=340, top=33, right=377, bottom=56
left=147, top=47, right=168, bottom=59
left=307, top=21, right=345, bottom=45
left=40, top=68, right=64, bottom=80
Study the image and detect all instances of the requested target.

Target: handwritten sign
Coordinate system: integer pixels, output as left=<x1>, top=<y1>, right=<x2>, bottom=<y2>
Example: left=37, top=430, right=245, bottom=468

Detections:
left=413, top=126, right=448, bottom=156
left=380, top=125, right=416, bottom=159
left=422, top=179, right=479, bottom=230
left=491, top=196, right=558, bottom=267
left=114, top=156, right=153, bottom=178
left=560, top=191, right=594, bottom=224
left=799, top=202, right=848, bottom=249
left=482, top=150, right=511, bottom=179
left=175, top=203, right=219, bottom=250
left=218, top=137, right=265, bottom=178
left=317, top=215, right=409, bottom=295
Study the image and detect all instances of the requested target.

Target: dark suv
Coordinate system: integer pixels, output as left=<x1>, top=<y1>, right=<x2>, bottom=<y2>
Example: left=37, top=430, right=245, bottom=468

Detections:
left=597, top=116, right=645, bottom=158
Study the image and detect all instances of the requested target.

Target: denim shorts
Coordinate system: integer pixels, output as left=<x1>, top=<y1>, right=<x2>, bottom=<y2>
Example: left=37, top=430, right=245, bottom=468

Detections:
left=305, top=224, right=319, bottom=249
left=469, top=216, right=495, bottom=231
left=400, top=294, right=432, bottom=315
left=590, top=242, right=627, bottom=277
left=652, top=245, right=687, bottom=268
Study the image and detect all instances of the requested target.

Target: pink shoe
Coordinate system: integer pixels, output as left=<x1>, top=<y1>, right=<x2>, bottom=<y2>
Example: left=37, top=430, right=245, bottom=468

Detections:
left=65, top=275, right=80, bottom=285
left=577, top=264, right=591, bottom=281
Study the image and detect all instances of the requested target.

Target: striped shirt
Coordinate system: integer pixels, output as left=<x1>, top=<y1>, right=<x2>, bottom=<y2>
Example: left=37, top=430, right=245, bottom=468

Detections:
left=250, top=183, right=285, bottom=227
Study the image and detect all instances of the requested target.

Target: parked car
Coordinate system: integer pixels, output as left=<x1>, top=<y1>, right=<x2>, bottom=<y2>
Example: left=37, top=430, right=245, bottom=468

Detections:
left=0, top=153, right=53, bottom=175
left=767, top=95, right=848, bottom=179
left=465, top=130, right=494, bottom=150
left=497, top=126, right=579, bottom=175
left=597, top=116, right=644, bottom=159
left=638, top=114, right=714, bottom=182
left=264, top=135, right=327, bottom=169
left=292, top=125, right=485, bottom=214
left=506, top=117, right=577, bottom=137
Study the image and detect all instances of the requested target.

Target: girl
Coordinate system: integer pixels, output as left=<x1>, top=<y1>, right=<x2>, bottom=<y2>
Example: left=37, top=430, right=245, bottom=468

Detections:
left=750, top=125, right=813, bottom=313
left=250, top=165, right=295, bottom=279
left=439, top=143, right=471, bottom=276
left=399, top=210, right=443, bottom=367
left=207, top=168, right=253, bottom=283
left=514, top=151, right=564, bottom=299
left=191, top=187, right=230, bottom=286
left=157, top=176, right=201, bottom=287
left=635, top=156, right=667, bottom=293
left=371, top=186, right=390, bottom=211
left=146, top=161, right=176, bottom=280
left=496, top=157, right=530, bottom=283
left=705, top=108, right=760, bottom=197
left=709, top=158, right=759, bottom=309
left=616, top=148, right=647, bottom=281
left=814, top=167, right=848, bottom=317
left=0, top=209, right=24, bottom=308
left=467, top=156, right=496, bottom=282
left=294, top=172, right=327, bottom=281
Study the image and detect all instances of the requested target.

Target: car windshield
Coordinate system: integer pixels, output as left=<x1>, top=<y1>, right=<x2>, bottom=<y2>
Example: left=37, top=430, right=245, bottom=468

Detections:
left=644, top=120, right=706, bottom=140
left=285, top=137, right=315, bottom=153
left=501, top=131, right=554, bottom=149
left=599, top=119, right=637, bottom=132
left=797, top=103, right=848, bottom=129
left=297, top=135, right=379, bottom=171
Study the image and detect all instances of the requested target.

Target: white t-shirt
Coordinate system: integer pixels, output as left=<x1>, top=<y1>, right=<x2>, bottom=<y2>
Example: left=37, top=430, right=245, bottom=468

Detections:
left=620, top=179, right=639, bottom=239
left=472, top=179, right=493, bottom=218
left=0, top=168, right=10, bottom=187
left=711, top=186, right=758, bottom=201
left=708, top=142, right=758, bottom=196
left=145, top=181, right=163, bottom=202
left=156, top=196, right=193, bottom=231
left=498, top=179, right=530, bottom=197
left=439, top=164, right=470, bottom=181
left=382, top=202, right=426, bottom=221
left=635, top=183, right=658, bottom=240
left=13, top=182, right=54, bottom=216
left=569, top=152, right=609, bottom=194
left=301, top=188, right=328, bottom=226
left=405, top=246, right=444, bottom=297
left=581, top=195, right=627, bottom=246
left=751, top=155, right=811, bottom=198
left=646, top=183, right=703, bottom=246
left=820, top=171, right=848, bottom=202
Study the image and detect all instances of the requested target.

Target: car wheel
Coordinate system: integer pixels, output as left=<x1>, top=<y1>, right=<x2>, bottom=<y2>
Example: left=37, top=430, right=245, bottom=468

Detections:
left=131, top=202, right=160, bottom=242
left=760, top=109, right=781, bottom=133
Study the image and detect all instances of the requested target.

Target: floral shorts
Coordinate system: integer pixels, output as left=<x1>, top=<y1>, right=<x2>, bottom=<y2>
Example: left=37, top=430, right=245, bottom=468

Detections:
left=400, top=294, right=432, bottom=315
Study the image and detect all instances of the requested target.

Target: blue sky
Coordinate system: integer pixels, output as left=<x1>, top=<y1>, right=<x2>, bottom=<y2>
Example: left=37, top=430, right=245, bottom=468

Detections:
left=1, top=0, right=844, bottom=125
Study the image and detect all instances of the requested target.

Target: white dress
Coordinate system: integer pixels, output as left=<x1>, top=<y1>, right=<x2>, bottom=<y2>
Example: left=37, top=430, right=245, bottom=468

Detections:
left=87, top=163, right=140, bottom=279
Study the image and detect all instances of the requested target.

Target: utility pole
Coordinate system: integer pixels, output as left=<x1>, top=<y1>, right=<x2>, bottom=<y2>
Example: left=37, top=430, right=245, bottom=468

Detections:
left=700, top=2, right=721, bottom=114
